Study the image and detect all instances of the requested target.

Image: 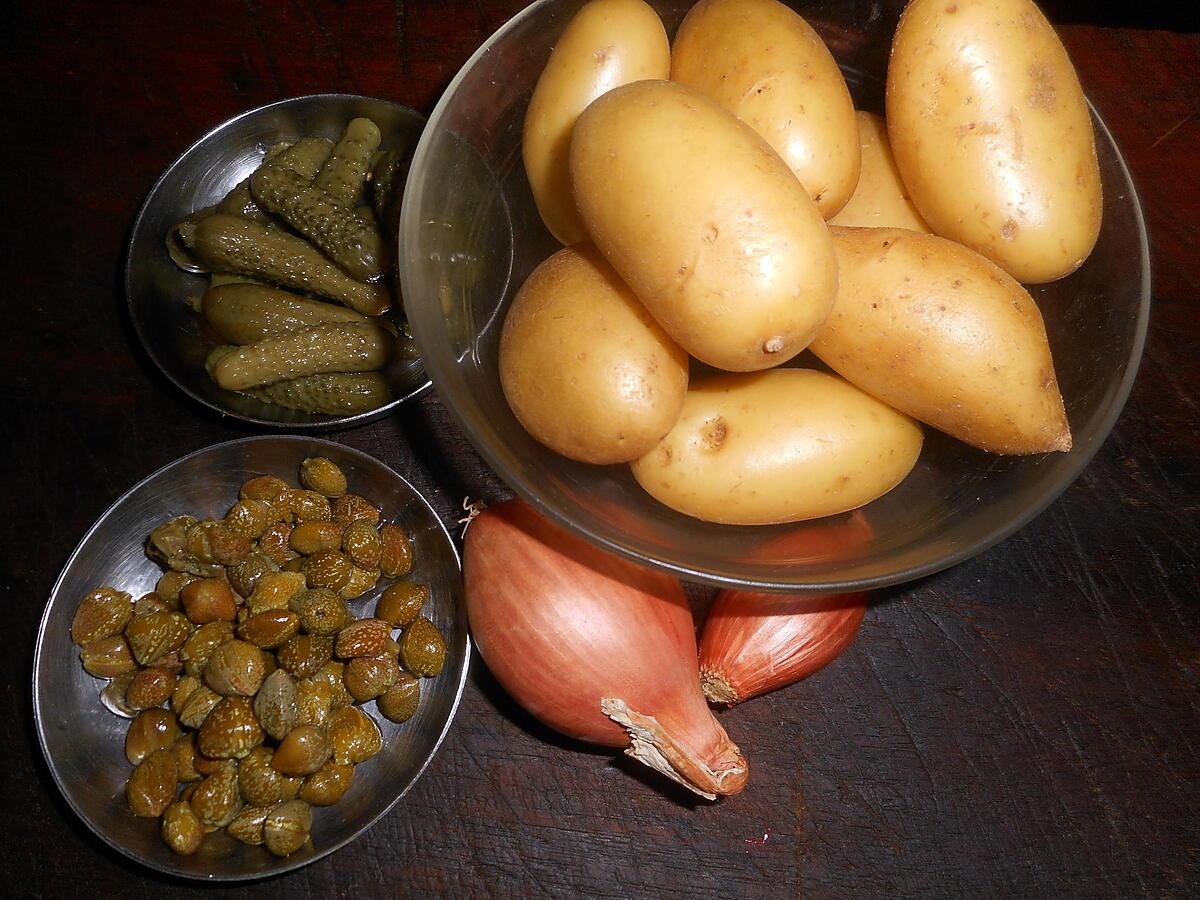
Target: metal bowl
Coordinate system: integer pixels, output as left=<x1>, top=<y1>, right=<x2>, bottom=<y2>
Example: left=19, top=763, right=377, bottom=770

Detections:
left=127, top=94, right=430, bottom=430
left=34, top=436, right=468, bottom=880
left=400, top=0, right=1150, bottom=592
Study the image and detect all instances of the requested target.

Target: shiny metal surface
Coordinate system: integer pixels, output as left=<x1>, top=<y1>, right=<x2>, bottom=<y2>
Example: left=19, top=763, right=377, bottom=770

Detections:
left=400, top=0, right=1150, bottom=592
left=126, top=94, right=430, bottom=430
left=34, top=436, right=468, bottom=880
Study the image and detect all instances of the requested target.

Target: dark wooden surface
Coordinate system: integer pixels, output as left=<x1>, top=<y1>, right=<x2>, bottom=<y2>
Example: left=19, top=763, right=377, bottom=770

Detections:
left=2, top=2, right=1197, bottom=896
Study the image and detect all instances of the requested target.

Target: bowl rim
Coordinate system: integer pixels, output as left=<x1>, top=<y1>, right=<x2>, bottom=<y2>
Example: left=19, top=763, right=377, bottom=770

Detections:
left=125, top=93, right=433, bottom=433
left=400, top=1, right=1152, bottom=593
left=32, top=434, right=470, bottom=881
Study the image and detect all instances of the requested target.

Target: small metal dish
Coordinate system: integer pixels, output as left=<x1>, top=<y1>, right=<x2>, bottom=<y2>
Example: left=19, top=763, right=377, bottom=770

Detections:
left=126, top=94, right=430, bottom=430
left=34, top=436, right=468, bottom=880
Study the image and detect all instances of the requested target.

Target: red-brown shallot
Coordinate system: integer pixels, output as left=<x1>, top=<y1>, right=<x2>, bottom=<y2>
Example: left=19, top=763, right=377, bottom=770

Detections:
left=699, top=589, right=867, bottom=705
left=463, top=498, right=748, bottom=799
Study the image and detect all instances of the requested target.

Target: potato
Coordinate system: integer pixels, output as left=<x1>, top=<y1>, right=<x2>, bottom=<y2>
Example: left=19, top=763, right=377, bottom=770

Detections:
left=810, top=227, right=1071, bottom=454
left=499, top=245, right=688, bottom=464
left=829, top=112, right=930, bottom=233
left=571, top=80, right=837, bottom=373
left=630, top=369, right=922, bottom=525
left=671, top=0, right=859, bottom=218
left=522, top=0, right=669, bottom=245
left=886, top=0, right=1102, bottom=283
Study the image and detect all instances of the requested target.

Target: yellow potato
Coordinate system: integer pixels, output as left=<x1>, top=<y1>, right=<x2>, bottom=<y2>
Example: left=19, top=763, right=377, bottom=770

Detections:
left=630, top=369, right=922, bottom=525
left=570, top=79, right=837, bottom=372
left=810, top=227, right=1071, bottom=454
left=499, top=245, right=688, bottom=464
left=671, top=0, right=859, bottom=218
left=830, top=112, right=931, bottom=232
left=522, top=0, right=669, bottom=245
left=886, top=0, right=1102, bottom=283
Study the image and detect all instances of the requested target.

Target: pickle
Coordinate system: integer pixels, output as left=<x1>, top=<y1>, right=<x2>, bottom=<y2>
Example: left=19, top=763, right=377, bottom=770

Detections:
left=370, top=149, right=407, bottom=239
left=240, top=372, right=393, bottom=415
left=251, top=165, right=387, bottom=281
left=180, top=214, right=390, bottom=316
left=314, top=119, right=381, bottom=207
left=168, top=140, right=335, bottom=274
left=211, top=323, right=393, bottom=390
left=199, top=284, right=370, bottom=344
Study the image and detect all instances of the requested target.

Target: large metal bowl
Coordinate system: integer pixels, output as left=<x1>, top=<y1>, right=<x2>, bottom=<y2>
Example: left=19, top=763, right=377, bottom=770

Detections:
left=400, top=0, right=1151, bottom=592
left=127, top=94, right=430, bottom=430
left=33, top=436, right=468, bottom=880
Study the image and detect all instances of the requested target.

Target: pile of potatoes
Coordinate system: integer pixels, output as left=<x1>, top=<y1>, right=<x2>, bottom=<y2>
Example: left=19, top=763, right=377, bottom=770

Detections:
left=500, top=0, right=1101, bottom=526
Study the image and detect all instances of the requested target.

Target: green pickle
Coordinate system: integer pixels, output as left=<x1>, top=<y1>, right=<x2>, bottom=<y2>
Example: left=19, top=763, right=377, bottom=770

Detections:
left=251, top=164, right=387, bottom=281
left=211, top=323, right=393, bottom=390
left=179, top=214, right=391, bottom=316
left=198, top=284, right=371, bottom=345
left=314, top=118, right=381, bottom=206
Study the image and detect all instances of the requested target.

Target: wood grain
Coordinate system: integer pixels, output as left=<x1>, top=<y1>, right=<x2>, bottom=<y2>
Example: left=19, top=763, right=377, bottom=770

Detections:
left=0, top=2, right=1196, bottom=896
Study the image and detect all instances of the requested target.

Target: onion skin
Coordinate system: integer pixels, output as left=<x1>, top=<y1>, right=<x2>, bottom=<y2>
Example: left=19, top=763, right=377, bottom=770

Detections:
left=464, top=499, right=748, bottom=798
left=698, top=591, right=867, bottom=705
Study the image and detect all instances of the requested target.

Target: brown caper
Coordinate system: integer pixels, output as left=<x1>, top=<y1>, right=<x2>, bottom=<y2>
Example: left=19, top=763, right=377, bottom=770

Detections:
left=227, top=550, right=279, bottom=598
left=156, top=570, right=198, bottom=606
left=299, top=456, right=348, bottom=498
left=100, top=670, right=138, bottom=718
left=335, top=618, right=390, bottom=659
left=204, top=639, right=266, bottom=696
left=133, top=593, right=170, bottom=617
left=155, top=648, right=185, bottom=674
left=240, top=474, right=291, bottom=513
left=253, top=669, right=298, bottom=741
left=399, top=616, right=447, bottom=677
left=238, top=609, right=300, bottom=648
left=339, top=565, right=379, bottom=601
left=289, top=521, right=344, bottom=555
left=228, top=804, right=273, bottom=845
left=185, top=519, right=252, bottom=566
left=313, top=660, right=353, bottom=710
left=302, top=550, right=353, bottom=592
left=341, top=520, right=382, bottom=569
left=161, top=800, right=204, bottom=855
left=247, top=571, right=307, bottom=615
left=125, top=667, right=177, bottom=710
left=80, top=635, right=137, bottom=678
left=127, top=749, right=178, bottom=818
left=258, top=522, right=298, bottom=566
left=224, top=498, right=272, bottom=539
left=277, top=634, right=335, bottom=680
left=272, top=724, right=332, bottom=777
left=238, top=746, right=301, bottom=807
left=177, top=684, right=223, bottom=730
left=287, top=489, right=332, bottom=523
left=290, top=587, right=349, bottom=636
left=299, top=761, right=354, bottom=806
left=328, top=706, right=382, bottom=765
left=72, top=587, right=134, bottom=645
left=125, top=610, right=191, bottom=666
left=146, top=515, right=201, bottom=571
left=173, top=733, right=203, bottom=783
left=125, top=708, right=183, bottom=765
left=377, top=672, right=421, bottom=724
left=171, top=673, right=204, bottom=714
left=344, top=653, right=399, bottom=702
left=181, top=620, right=234, bottom=678
left=378, top=524, right=413, bottom=577
left=283, top=557, right=306, bottom=573
left=377, top=581, right=428, bottom=628
left=331, top=493, right=380, bottom=530
left=180, top=578, right=237, bottom=625
left=264, top=799, right=312, bottom=857
left=190, top=759, right=242, bottom=829
left=294, top=676, right=333, bottom=728
left=198, top=696, right=264, bottom=759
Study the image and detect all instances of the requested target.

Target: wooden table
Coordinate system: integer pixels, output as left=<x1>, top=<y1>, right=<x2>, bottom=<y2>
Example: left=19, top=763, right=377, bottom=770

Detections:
left=3, top=2, right=1196, bottom=896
